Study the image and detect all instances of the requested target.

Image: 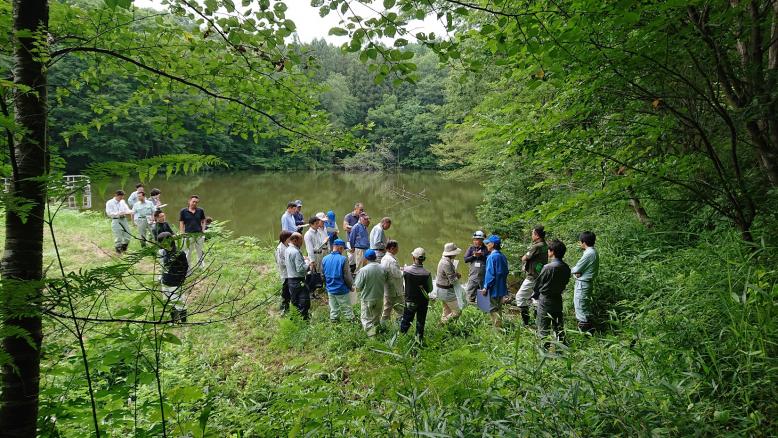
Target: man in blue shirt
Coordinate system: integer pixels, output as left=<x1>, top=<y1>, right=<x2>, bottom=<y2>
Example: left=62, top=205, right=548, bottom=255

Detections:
left=293, top=200, right=305, bottom=233
left=322, top=239, right=354, bottom=322
left=571, top=231, right=599, bottom=333
left=349, top=214, right=371, bottom=271
left=481, top=235, right=509, bottom=327
left=281, top=202, right=297, bottom=233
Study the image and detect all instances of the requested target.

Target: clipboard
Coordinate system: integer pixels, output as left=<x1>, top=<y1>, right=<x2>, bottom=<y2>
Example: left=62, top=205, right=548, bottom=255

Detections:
left=476, top=290, right=492, bottom=313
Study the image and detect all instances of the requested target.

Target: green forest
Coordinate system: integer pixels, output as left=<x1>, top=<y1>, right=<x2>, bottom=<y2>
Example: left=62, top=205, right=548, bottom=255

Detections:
left=1, top=0, right=777, bottom=436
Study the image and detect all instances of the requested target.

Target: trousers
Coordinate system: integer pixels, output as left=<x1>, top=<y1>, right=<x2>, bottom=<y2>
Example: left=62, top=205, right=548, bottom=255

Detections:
left=183, top=235, right=205, bottom=269
left=381, top=292, right=405, bottom=322
left=136, top=219, right=151, bottom=247
left=400, top=298, right=429, bottom=340
left=329, top=293, right=354, bottom=321
left=280, top=279, right=290, bottom=312
left=574, top=280, right=592, bottom=322
left=515, top=277, right=536, bottom=307
left=288, top=278, right=310, bottom=320
left=111, top=217, right=131, bottom=248
left=360, top=299, right=382, bottom=336
left=537, top=296, right=564, bottom=343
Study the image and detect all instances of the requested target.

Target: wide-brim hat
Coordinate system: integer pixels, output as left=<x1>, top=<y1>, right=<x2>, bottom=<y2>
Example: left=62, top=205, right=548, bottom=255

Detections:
left=442, top=242, right=462, bottom=256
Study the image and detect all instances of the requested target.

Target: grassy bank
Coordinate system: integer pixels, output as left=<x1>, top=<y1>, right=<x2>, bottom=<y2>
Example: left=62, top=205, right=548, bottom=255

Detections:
left=4, top=208, right=777, bottom=436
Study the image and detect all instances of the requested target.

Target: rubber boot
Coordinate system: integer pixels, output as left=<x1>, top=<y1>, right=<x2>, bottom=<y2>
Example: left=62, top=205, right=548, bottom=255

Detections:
left=519, top=306, right=530, bottom=326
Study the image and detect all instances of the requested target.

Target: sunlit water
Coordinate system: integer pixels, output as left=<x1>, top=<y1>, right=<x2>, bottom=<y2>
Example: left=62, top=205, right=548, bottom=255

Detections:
left=95, top=171, right=484, bottom=267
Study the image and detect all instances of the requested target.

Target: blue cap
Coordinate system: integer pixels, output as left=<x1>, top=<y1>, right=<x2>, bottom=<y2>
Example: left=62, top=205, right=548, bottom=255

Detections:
left=333, top=239, right=346, bottom=247
left=485, top=234, right=501, bottom=246
left=364, top=249, right=377, bottom=260
left=327, top=210, right=336, bottom=221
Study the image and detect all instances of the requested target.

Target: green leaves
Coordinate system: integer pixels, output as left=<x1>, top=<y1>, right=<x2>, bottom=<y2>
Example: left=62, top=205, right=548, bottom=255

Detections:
left=329, top=27, right=349, bottom=36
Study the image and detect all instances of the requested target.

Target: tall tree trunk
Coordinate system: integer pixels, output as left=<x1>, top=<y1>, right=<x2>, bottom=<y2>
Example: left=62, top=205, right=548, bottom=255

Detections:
left=1, top=0, right=49, bottom=435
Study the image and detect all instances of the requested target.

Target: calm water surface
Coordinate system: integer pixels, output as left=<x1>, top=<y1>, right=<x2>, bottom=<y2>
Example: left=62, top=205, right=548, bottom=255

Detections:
left=98, top=171, right=484, bottom=266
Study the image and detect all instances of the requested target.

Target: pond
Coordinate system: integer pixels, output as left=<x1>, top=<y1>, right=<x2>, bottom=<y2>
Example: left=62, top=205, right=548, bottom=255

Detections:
left=96, top=171, right=484, bottom=267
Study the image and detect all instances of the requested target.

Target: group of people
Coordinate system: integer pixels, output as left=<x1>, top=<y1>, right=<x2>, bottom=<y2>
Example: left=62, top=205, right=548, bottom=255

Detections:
left=105, top=184, right=212, bottom=321
left=275, top=202, right=601, bottom=344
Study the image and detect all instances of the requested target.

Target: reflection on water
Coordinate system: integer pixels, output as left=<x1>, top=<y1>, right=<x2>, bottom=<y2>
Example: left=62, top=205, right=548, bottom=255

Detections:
left=98, top=171, right=484, bottom=267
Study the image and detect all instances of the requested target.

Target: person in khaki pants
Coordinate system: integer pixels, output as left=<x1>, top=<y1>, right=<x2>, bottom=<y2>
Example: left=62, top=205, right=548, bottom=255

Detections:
left=354, top=249, right=385, bottom=336
left=380, top=240, right=404, bottom=324
left=436, top=242, right=462, bottom=323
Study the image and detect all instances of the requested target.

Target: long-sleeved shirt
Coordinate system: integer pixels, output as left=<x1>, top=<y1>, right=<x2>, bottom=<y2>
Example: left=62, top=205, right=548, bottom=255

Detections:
left=151, top=221, right=174, bottom=241
left=285, top=244, right=307, bottom=278
left=464, top=244, right=488, bottom=284
left=127, top=190, right=140, bottom=208
left=436, top=257, right=458, bottom=288
left=523, top=240, right=548, bottom=279
left=381, top=252, right=404, bottom=297
left=483, top=249, right=509, bottom=298
left=533, top=258, right=571, bottom=299
left=369, top=224, right=386, bottom=250
left=132, top=199, right=156, bottom=223
left=105, top=198, right=132, bottom=219
left=275, top=242, right=288, bottom=280
left=349, top=222, right=370, bottom=249
left=403, top=264, right=433, bottom=301
left=354, top=261, right=385, bottom=301
left=281, top=211, right=297, bottom=233
left=572, top=247, right=599, bottom=282
left=304, top=227, right=328, bottom=259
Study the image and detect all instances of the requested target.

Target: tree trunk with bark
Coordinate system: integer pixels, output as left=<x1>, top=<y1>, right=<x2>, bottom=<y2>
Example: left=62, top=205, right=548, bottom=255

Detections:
left=1, top=0, right=49, bottom=435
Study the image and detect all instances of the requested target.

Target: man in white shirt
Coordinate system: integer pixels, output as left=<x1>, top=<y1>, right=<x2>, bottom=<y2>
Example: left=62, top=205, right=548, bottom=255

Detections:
left=304, top=214, right=329, bottom=273
left=127, top=183, right=144, bottom=208
left=131, top=190, right=156, bottom=248
left=105, top=190, right=133, bottom=253
left=380, top=240, right=404, bottom=324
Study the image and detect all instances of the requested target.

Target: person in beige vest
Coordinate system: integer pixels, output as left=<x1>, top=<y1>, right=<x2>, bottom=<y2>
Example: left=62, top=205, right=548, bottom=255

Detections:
left=436, top=242, right=462, bottom=323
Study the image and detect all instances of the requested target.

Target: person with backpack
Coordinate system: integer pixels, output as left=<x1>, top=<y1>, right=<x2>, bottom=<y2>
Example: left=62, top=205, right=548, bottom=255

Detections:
left=157, top=232, right=189, bottom=323
left=515, top=225, right=548, bottom=326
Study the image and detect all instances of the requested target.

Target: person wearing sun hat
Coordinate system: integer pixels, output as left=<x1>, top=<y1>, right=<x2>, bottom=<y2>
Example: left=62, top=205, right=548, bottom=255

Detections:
left=436, top=242, right=463, bottom=323
left=400, top=247, right=433, bottom=342
left=322, top=239, right=354, bottom=322
left=354, top=249, right=385, bottom=336
left=481, top=234, right=509, bottom=327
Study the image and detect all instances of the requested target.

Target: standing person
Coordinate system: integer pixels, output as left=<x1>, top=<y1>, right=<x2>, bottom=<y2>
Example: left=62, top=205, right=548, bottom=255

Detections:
left=354, top=249, right=385, bottom=336
left=281, top=202, right=298, bottom=233
left=293, top=200, right=305, bottom=233
left=515, top=225, right=548, bottom=326
left=325, top=210, right=339, bottom=247
left=571, top=231, right=599, bottom=333
left=285, top=232, right=310, bottom=320
left=463, top=231, right=488, bottom=304
left=322, top=239, right=354, bottom=322
left=349, top=214, right=370, bottom=271
left=151, top=210, right=174, bottom=242
left=105, top=190, right=133, bottom=254
left=157, top=232, right=189, bottom=323
left=436, top=243, right=463, bottom=323
left=304, top=215, right=328, bottom=273
left=400, top=248, right=433, bottom=342
left=178, top=195, right=207, bottom=269
left=149, top=188, right=163, bottom=209
left=533, top=239, right=572, bottom=347
left=481, top=235, right=509, bottom=327
left=380, top=240, right=404, bottom=324
left=275, top=230, right=293, bottom=314
left=127, top=183, right=144, bottom=208
left=370, top=217, right=392, bottom=262
left=342, top=202, right=364, bottom=237
left=132, top=190, right=156, bottom=248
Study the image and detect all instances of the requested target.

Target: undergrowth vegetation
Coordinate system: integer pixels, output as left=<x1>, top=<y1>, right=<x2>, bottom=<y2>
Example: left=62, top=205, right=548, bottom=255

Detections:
left=13, top=200, right=776, bottom=436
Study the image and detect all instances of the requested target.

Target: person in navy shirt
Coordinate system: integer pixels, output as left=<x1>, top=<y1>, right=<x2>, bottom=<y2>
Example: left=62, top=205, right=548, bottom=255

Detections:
left=349, top=213, right=371, bottom=271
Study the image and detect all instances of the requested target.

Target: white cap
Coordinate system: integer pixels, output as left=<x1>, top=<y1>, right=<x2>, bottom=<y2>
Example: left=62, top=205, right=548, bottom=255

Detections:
left=411, top=247, right=426, bottom=258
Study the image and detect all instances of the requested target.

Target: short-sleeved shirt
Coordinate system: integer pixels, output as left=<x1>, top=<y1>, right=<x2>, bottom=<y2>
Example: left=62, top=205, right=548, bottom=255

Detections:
left=344, top=212, right=360, bottom=233
left=179, top=207, right=206, bottom=233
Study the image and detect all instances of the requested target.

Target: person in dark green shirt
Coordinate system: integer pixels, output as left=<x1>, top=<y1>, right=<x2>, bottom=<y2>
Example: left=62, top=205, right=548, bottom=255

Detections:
left=515, top=225, right=548, bottom=326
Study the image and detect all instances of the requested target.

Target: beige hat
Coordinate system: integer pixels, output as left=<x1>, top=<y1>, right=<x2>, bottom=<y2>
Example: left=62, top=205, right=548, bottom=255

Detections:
left=411, top=247, right=426, bottom=258
left=442, top=242, right=462, bottom=257
left=315, top=212, right=327, bottom=221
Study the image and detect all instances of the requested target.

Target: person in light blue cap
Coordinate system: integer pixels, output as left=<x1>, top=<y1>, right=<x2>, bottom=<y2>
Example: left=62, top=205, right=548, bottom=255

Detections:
left=481, top=234, right=509, bottom=327
left=354, top=249, right=385, bottom=336
left=322, top=239, right=354, bottom=322
left=325, top=210, right=339, bottom=247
